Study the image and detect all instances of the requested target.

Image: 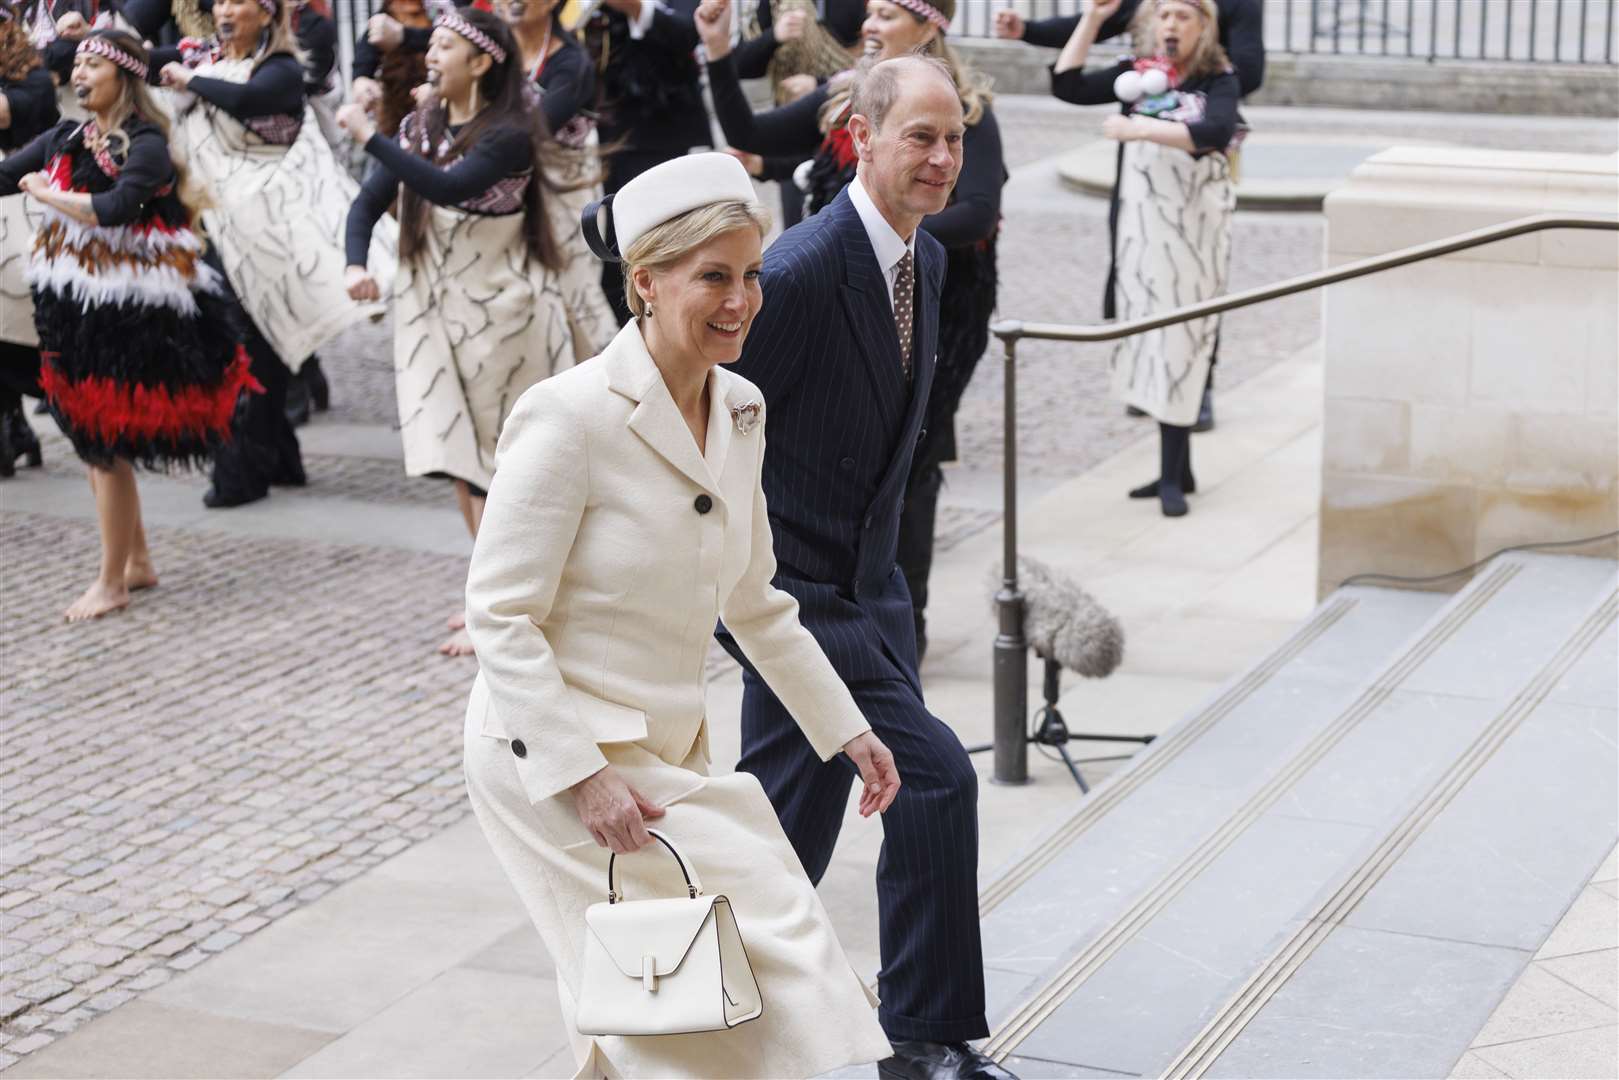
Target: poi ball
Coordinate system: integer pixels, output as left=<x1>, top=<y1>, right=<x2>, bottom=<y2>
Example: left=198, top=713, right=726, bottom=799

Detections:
left=1140, top=68, right=1169, bottom=96
left=1113, top=70, right=1144, bottom=102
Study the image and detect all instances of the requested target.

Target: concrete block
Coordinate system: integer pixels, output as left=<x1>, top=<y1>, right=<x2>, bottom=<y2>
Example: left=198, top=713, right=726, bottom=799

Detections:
left=1323, top=264, right=1474, bottom=406
left=1469, top=269, right=1596, bottom=414
left=1507, top=414, right=1619, bottom=492
left=1324, top=398, right=1412, bottom=475
left=1406, top=405, right=1514, bottom=485
left=1318, top=473, right=1476, bottom=589
left=1539, top=948, right=1619, bottom=1010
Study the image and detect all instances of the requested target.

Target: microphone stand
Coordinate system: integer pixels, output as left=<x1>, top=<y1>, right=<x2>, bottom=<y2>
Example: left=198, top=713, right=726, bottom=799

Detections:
left=965, top=658, right=1155, bottom=794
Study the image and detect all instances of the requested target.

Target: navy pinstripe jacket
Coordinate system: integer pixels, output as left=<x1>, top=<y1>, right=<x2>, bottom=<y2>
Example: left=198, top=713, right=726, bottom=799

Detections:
left=719, top=186, right=945, bottom=691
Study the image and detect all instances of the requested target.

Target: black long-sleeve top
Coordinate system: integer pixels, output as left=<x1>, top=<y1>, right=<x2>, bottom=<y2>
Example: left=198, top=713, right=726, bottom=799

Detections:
left=147, top=49, right=305, bottom=118
left=1051, top=59, right=1240, bottom=153
left=0, top=118, right=174, bottom=226
left=343, top=122, right=530, bottom=264
left=2, top=68, right=61, bottom=153
left=585, top=0, right=708, bottom=154
left=535, top=34, right=592, bottom=133
left=296, top=8, right=338, bottom=93
left=1023, top=0, right=1265, bottom=97
left=705, top=53, right=1003, bottom=249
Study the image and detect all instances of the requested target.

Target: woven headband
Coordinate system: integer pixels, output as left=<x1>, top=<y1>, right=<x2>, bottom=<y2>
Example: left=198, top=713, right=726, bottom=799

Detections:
left=255, top=0, right=277, bottom=14
left=888, top=0, right=949, bottom=32
left=77, top=36, right=149, bottom=80
left=436, top=11, right=507, bottom=64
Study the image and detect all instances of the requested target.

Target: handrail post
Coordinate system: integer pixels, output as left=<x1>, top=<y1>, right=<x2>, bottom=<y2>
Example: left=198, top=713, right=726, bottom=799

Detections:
left=992, top=327, right=1028, bottom=785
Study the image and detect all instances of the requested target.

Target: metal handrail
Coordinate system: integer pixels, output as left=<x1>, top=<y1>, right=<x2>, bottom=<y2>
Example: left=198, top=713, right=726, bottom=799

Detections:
left=987, top=212, right=1619, bottom=785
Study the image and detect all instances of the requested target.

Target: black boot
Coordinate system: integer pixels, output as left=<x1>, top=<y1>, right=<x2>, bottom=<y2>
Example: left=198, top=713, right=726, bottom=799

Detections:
left=303, top=355, right=330, bottom=412
left=0, top=399, right=42, bottom=477
left=284, top=372, right=312, bottom=428
left=1157, top=422, right=1192, bottom=518
left=1128, top=422, right=1197, bottom=501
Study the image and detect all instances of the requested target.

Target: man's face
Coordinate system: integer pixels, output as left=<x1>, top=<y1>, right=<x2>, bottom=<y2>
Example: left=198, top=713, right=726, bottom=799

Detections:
left=854, top=70, right=965, bottom=225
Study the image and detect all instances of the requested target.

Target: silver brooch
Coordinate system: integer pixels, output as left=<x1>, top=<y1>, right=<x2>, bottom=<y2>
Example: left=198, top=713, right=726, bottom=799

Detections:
left=730, top=400, right=762, bottom=435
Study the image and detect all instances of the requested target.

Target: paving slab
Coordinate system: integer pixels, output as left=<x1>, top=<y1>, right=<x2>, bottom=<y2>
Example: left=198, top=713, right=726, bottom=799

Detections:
left=1206, top=926, right=1528, bottom=1080
left=0, top=1000, right=331, bottom=1079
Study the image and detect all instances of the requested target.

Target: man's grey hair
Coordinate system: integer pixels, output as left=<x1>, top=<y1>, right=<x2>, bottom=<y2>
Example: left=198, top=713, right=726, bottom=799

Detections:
left=847, top=54, right=956, bottom=131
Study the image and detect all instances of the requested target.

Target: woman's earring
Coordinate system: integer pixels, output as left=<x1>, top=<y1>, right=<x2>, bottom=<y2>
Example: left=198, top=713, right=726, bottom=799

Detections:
left=643, top=303, right=654, bottom=319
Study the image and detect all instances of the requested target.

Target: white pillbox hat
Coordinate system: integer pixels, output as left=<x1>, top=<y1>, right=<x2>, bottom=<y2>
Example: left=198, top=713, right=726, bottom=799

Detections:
left=583, top=152, right=761, bottom=263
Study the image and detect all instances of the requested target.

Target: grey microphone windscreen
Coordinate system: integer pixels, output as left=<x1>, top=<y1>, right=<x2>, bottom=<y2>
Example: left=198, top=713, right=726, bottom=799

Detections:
left=988, top=556, right=1124, bottom=679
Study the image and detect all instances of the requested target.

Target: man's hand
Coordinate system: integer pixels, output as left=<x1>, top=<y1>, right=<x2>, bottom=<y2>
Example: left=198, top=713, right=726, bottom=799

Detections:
left=695, top=0, right=731, bottom=60
left=993, top=9, right=1024, bottom=39
left=773, top=7, right=807, bottom=42
left=335, top=102, right=376, bottom=142
left=367, top=12, right=404, bottom=50
left=842, top=731, right=901, bottom=817
left=571, top=765, right=666, bottom=854
left=350, top=76, right=383, bottom=110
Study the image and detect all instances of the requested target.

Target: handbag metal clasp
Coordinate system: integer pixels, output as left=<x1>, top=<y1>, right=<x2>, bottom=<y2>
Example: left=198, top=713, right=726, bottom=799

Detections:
left=642, top=955, right=657, bottom=993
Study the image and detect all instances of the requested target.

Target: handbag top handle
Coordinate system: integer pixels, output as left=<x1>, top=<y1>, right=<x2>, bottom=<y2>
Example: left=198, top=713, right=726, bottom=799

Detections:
left=606, top=828, right=706, bottom=904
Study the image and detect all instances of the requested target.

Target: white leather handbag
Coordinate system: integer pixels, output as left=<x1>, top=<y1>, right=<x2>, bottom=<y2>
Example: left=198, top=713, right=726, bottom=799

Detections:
left=575, top=829, right=764, bottom=1037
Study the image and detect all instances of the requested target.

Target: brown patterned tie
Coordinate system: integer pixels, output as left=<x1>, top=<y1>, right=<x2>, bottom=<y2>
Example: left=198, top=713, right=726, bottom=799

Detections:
left=894, top=249, right=914, bottom=378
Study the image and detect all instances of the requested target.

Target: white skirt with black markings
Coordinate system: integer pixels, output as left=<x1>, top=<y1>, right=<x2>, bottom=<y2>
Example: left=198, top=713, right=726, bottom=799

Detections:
left=167, top=56, right=398, bottom=370
left=1109, top=139, right=1235, bottom=427
left=393, top=205, right=573, bottom=491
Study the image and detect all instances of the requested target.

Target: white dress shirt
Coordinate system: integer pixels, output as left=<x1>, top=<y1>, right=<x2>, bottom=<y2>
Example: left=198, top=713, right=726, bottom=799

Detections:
left=849, top=175, right=917, bottom=312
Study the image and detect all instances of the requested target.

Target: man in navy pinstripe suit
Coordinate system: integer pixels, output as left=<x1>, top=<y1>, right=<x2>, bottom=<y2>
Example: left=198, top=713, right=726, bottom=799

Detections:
left=715, top=54, right=1014, bottom=1080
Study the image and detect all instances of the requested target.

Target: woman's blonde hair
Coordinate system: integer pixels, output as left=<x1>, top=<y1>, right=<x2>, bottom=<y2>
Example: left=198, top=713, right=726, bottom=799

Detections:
left=1132, top=0, right=1229, bottom=81
left=819, top=11, right=993, bottom=131
left=622, top=200, right=772, bottom=320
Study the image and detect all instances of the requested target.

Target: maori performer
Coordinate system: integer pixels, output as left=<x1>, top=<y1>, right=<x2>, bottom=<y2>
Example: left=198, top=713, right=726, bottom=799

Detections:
left=348, top=0, right=431, bottom=141
left=150, top=0, right=396, bottom=507
left=1052, top=0, right=1242, bottom=517
left=0, top=0, right=55, bottom=477
left=698, top=0, right=1005, bottom=659
left=497, top=0, right=613, bottom=360
left=339, top=7, right=573, bottom=657
left=0, top=30, right=258, bottom=617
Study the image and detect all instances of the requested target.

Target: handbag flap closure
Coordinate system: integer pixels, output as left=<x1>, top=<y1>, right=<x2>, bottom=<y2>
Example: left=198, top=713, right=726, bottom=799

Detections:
left=584, top=896, right=719, bottom=978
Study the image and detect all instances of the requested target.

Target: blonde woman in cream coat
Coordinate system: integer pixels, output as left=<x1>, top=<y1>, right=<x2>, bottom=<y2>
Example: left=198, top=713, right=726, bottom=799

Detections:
left=462, top=153, right=899, bottom=1080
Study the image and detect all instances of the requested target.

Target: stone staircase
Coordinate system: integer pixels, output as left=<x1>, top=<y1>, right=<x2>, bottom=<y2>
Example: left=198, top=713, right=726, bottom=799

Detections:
left=966, top=553, right=1618, bottom=1079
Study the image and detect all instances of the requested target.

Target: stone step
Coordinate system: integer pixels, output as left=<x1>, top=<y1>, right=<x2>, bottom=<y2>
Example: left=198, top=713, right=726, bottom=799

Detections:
left=974, top=582, right=1448, bottom=1020
left=980, top=554, right=1617, bottom=1078
left=1191, top=579, right=1618, bottom=1079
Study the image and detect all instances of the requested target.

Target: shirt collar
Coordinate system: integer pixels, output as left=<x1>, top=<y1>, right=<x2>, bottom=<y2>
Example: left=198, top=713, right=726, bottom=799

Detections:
left=850, top=175, right=915, bottom=275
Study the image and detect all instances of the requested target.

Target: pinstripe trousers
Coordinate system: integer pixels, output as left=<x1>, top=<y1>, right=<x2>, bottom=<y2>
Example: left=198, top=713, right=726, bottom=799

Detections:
left=737, top=670, right=989, bottom=1044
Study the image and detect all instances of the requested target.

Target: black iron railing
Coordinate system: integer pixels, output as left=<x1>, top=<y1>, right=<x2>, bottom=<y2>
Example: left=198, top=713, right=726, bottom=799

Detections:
left=986, top=212, right=1619, bottom=785
left=952, top=0, right=1618, bottom=64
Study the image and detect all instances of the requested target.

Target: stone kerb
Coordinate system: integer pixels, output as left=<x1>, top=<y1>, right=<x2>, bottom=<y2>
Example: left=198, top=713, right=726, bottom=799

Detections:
left=1318, top=148, right=1619, bottom=595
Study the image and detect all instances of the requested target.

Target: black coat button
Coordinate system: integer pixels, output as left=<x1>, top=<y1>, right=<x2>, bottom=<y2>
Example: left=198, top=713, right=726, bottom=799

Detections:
left=839, top=457, right=855, bottom=471
left=694, top=494, right=713, bottom=515
left=510, top=739, right=527, bottom=759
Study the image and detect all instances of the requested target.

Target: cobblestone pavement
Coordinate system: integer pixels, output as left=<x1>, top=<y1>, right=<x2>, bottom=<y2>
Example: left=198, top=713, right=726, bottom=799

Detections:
left=0, top=513, right=474, bottom=1065
left=1, top=96, right=1613, bottom=1068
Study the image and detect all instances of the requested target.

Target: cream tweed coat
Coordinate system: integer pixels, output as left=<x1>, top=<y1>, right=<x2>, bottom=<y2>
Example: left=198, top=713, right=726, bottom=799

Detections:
left=463, top=322, right=894, bottom=1078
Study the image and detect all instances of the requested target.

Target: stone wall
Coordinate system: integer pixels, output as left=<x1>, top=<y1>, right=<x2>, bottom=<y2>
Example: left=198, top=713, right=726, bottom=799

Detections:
left=1318, top=148, right=1618, bottom=594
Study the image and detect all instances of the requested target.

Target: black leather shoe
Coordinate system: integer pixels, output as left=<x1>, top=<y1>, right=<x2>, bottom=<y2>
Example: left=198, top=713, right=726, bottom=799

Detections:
left=303, top=356, right=330, bottom=412
left=879, top=1041, right=1018, bottom=1080
left=284, top=376, right=312, bottom=428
